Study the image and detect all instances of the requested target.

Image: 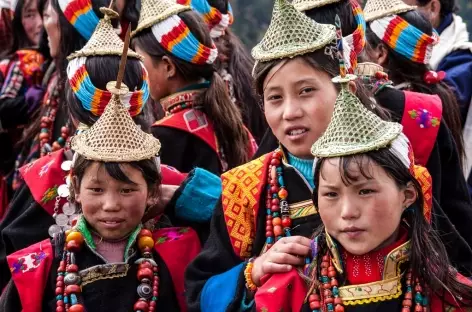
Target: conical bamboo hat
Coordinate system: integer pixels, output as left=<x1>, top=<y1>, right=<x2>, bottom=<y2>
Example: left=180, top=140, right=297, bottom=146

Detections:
left=364, top=0, right=416, bottom=22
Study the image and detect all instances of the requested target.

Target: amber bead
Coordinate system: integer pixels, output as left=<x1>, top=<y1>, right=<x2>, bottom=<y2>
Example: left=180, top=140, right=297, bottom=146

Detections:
left=69, top=304, right=84, bottom=312
left=272, top=217, right=282, bottom=226
left=139, top=229, right=153, bottom=238
left=138, top=236, right=155, bottom=250
left=66, top=232, right=84, bottom=245
left=278, top=189, right=288, bottom=199
left=273, top=225, right=283, bottom=237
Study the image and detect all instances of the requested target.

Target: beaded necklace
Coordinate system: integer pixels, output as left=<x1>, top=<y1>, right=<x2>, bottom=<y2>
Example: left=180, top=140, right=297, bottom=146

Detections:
left=55, top=228, right=159, bottom=312
left=265, top=149, right=292, bottom=249
left=306, top=250, right=428, bottom=312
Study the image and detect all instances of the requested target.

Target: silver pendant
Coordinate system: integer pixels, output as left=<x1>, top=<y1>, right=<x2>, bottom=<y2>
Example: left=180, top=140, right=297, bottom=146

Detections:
left=61, top=160, right=72, bottom=171
left=55, top=213, right=69, bottom=226
left=62, top=202, right=76, bottom=216
left=57, top=184, right=70, bottom=198
left=48, top=224, right=62, bottom=238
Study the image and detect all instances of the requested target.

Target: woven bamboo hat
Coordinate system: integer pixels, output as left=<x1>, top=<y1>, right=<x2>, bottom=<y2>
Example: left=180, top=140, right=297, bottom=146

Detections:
left=364, top=0, right=416, bottom=22
left=311, top=16, right=402, bottom=158
left=251, top=0, right=336, bottom=62
left=67, top=7, right=141, bottom=60
left=292, top=0, right=341, bottom=12
left=354, top=62, right=383, bottom=76
left=70, top=28, right=161, bottom=162
left=132, top=0, right=191, bottom=36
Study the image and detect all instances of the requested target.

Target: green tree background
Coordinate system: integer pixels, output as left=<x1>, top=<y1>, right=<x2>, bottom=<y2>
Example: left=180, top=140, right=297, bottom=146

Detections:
left=231, top=0, right=472, bottom=49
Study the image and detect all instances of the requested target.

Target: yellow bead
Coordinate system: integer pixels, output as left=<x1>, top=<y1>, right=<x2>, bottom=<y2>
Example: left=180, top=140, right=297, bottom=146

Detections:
left=138, top=236, right=154, bottom=250
left=66, top=231, right=84, bottom=245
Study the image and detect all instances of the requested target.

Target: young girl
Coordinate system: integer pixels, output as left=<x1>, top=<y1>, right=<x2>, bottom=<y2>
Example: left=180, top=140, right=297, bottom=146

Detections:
left=176, top=0, right=267, bottom=143
left=0, top=0, right=45, bottom=218
left=184, top=1, right=472, bottom=310
left=253, top=41, right=472, bottom=312
left=0, top=32, right=201, bottom=311
left=131, top=0, right=256, bottom=174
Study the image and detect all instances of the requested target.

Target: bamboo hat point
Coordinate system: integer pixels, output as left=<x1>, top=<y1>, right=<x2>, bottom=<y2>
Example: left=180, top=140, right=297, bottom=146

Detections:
left=132, top=0, right=191, bottom=37
left=292, top=0, right=341, bottom=12
left=364, top=0, right=416, bottom=22
left=251, top=0, right=336, bottom=62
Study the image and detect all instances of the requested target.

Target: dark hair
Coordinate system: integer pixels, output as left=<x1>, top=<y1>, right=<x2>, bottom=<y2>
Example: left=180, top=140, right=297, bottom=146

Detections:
left=122, top=0, right=139, bottom=29
left=416, top=0, right=458, bottom=17
left=133, top=10, right=251, bottom=169
left=64, top=55, right=152, bottom=131
left=72, top=153, right=161, bottom=199
left=252, top=49, right=389, bottom=121
left=366, top=10, right=465, bottom=163
left=305, top=0, right=357, bottom=36
left=1, top=0, right=46, bottom=58
left=312, top=148, right=472, bottom=305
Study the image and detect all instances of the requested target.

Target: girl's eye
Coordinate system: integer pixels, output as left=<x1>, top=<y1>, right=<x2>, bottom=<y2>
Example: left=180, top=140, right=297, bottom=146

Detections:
left=121, top=189, right=134, bottom=194
left=300, top=87, right=315, bottom=95
left=359, top=189, right=375, bottom=195
left=267, top=94, right=282, bottom=101
left=89, top=188, right=103, bottom=193
left=323, top=192, right=338, bottom=198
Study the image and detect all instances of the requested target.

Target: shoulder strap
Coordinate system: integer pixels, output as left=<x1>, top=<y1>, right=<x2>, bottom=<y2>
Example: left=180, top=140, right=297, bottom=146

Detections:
left=401, top=91, right=442, bottom=166
left=7, top=239, right=54, bottom=312
left=153, top=109, right=218, bottom=153
left=221, top=153, right=271, bottom=259
left=153, top=227, right=201, bottom=312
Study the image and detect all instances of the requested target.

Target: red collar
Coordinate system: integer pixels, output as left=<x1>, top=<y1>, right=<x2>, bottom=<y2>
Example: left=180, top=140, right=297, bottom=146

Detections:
left=342, top=226, right=409, bottom=285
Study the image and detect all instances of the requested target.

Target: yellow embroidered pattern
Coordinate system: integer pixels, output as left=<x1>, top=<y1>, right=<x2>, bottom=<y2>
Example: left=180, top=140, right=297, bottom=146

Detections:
left=290, top=200, right=317, bottom=219
left=222, top=154, right=268, bottom=259
left=80, top=263, right=130, bottom=287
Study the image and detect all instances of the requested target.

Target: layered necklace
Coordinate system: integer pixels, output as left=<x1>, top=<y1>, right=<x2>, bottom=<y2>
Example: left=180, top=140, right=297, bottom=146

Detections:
left=55, top=229, right=160, bottom=312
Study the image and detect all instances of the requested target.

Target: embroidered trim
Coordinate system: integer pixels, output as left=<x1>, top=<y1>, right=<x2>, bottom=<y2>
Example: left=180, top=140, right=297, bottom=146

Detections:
left=79, top=263, right=130, bottom=287
left=408, top=108, right=440, bottom=128
left=340, top=274, right=403, bottom=305
left=289, top=200, right=317, bottom=219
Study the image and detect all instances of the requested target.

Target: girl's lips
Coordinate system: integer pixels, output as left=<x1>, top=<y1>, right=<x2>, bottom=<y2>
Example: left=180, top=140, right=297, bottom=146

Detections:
left=286, top=128, right=309, bottom=141
left=98, top=219, right=125, bottom=230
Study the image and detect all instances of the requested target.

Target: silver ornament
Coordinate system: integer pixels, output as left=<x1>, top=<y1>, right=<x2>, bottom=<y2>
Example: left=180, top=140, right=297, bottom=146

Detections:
left=48, top=224, right=62, bottom=238
left=62, top=202, right=76, bottom=216
left=57, top=184, right=70, bottom=198
left=55, top=213, right=69, bottom=226
left=64, top=273, right=81, bottom=285
left=61, top=160, right=72, bottom=171
left=137, top=283, right=153, bottom=299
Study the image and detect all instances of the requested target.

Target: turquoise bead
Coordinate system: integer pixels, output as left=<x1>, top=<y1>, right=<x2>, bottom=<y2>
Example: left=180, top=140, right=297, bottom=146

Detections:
left=332, top=287, right=339, bottom=296
left=422, top=296, right=429, bottom=305
left=327, top=303, right=334, bottom=311
left=152, top=296, right=157, bottom=301
left=266, top=209, right=271, bottom=215
left=71, top=294, right=78, bottom=305
left=267, top=237, right=274, bottom=244
left=41, top=128, right=48, bottom=133
left=56, top=295, right=63, bottom=301
left=64, top=296, right=69, bottom=304
left=415, top=292, right=423, bottom=303
left=276, top=167, right=282, bottom=173
left=57, top=137, right=65, bottom=144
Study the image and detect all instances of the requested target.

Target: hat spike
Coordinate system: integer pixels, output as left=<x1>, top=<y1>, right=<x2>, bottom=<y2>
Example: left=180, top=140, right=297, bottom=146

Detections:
left=332, top=15, right=357, bottom=84
left=115, top=24, right=131, bottom=90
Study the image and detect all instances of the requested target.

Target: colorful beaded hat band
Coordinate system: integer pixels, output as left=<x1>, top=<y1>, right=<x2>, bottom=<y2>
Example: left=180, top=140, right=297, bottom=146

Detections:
left=70, top=23, right=161, bottom=162
left=177, top=0, right=234, bottom=38
left=251, top=0, right=336, bottom=63
left=67, top=56, right=149, bottom=117
left=66, top=7, right=148, bottom=117
left=370, top=14, right=439, bottom=64
left=58, top=0, right=100, bottom=40
left=341, top=0, right=366, bottom=73
left=150, top=14, right=218, bottom=65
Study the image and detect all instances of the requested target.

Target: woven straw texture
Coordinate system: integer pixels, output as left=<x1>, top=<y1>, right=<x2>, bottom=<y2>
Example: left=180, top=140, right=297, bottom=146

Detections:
left=71, top=84, right=161, bottom=162
left=354, top=62, right=384, bottom=76
left=132, top=0, right=190, bottom=36
left=364, top=0, right=416, bottom=22
left=251, top=0, right=336, bottom=62
left=311, top=83, right=402, bottom=158
left=293, top=0, right=341, bottom=11
left=68, top=8, right=141, bottom=60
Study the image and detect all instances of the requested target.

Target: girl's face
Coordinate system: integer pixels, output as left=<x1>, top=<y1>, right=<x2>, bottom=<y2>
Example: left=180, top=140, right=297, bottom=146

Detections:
left=22, top=0, right=43, bottom=46
left=43, top=0, right=60, bottom=59
left=263, top=57, right=338, bottom=159
left=74, top=162, right=151, bottom=240
left=317, top=157, right=417, bottom=255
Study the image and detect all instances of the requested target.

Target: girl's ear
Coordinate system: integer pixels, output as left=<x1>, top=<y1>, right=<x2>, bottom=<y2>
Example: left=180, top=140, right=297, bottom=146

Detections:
left=72, top=176, right=81, bottom=203
left=161, top=55, right=177, bottom=80
left=402, top=181, right=418, bottom=211
left=348, top=81, right=357, bottom=94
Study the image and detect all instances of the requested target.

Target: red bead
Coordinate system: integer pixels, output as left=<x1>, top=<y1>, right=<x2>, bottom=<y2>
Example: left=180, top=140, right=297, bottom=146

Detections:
left=321, top=268, right=328, bottom=276
left=39, top=133, right=49, bottom=140
left=281, top=218, right=292, bottom=228
left=415, top=285, right=423, bottom=292
left=69, top=304, right=84, bottom=312
left=309, top=294, right=320, bottom=301
left=139, top=262, right=153, bottom=270
left=67, top=264, right=78, bottom=273
left=331, top=279, right=338, bottom=287
left=273, top=225, right=283, bottom=237
left=57, top=300, right=64, bottom=307
left=270, top=186, right=279, bottom=193
left=52, top=142, right=61, bottom=150
left=57, top=275, right=64, bottom=281
left=309, top=301, right=321, bottom=309
left=325, top=297, right=334, bottom=304
left=323, top=256, right=330, bottom=261
left=150, top=301, right=156, bottom=308
left=335, top=305, right=345, bottom=312
left=41, top=116, right=49, bottom=122
left=334, top=297, right=343, bottom=305
left=403, top=299, right=412, bottom=306
left=271, top=205, right=279, bottom=212
left=134, top=300, right=149, bottom=311
left=278, top=189, right=288, bottom=199
left=55, top=287, right=63, bottom=295
left=61, top=126, right=69, bottom=134
left=56, top=307, right=65, bottom=312
left=137, top=268, right=154, bottom=280
left=139, top=229, right=153, bottom=238
left=153, top=291, right=158, bottom=296
left=328, top=270, right=337, bottom=278
left=265, top=231, right=273, bottom=238
left=56, top=281, right=64, bottom=288
left=65, top=285, right=81, bottom=295
left=402, top=309, right=411, bottom=312
left=272, top=217, right=281, bottom=226
left=271, top=198, right=279, bottom=205
left=415, top=306, right=423, bottom=312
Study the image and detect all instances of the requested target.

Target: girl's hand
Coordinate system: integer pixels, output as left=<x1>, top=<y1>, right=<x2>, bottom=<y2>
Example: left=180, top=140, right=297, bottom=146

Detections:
left=142, top=184, right=179, bottom=222
left=251, top=236, right=312, bottom=286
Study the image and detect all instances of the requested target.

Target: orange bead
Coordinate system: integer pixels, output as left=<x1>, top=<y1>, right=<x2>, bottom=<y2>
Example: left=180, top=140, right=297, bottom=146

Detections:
left=138, top=236, right=155, bottom=250
left=278, top=189, right=288, bottom=199
left=273, top=225, right=283, bottom=237
left=66, top=231, right=84, bottom=245
left=272, top=217, right=282, bottom=226
left=65, top=230, right=72, bottom=237
left=69, top=304, right=84, bottom=312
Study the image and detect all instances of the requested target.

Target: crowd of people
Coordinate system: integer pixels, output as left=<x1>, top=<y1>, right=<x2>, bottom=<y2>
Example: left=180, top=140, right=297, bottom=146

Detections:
left=0, top=0, right=471, bottom=311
